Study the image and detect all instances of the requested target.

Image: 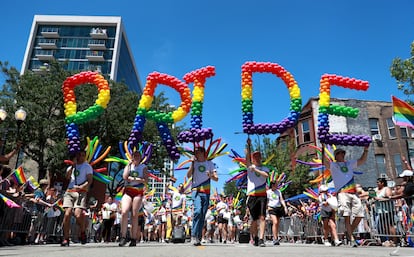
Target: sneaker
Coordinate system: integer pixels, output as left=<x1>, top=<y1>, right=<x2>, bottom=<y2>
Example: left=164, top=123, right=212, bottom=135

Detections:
left=60, top=239, right=70, bottom=247
left=119, top=237, right=127, bottom=247
left=254, top=236, right=259, bottom=246
left=192, top=237, right=201, bottom=246
left=334, top=240, right=343, bottom=246
left=80, top=233, right=87, bottom=245
left=273, top=239, right=280, bottom=246
left=350, top=240, right=358, bottom=248
left=259, top=239, right=266, bottom=247
left=223, top=240, right=226, bottom=244
left=324, top=240, right=331, bottom=246
left=129, top=239, right=136, bottom=247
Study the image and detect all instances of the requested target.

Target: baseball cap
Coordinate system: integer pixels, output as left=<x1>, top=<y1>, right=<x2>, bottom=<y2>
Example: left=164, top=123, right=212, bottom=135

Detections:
left=399, top=170, right=413, bottom=177
left=334, top=148, right=346, bottom=156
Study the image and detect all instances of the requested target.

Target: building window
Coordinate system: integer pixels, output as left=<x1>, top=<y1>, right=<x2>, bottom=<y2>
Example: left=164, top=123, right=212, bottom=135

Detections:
left=400, top=127, right=409, bottom=138
left=386, top=118, right=396, bottom=138
left=375, top=154, right=386, bottom=177
left=302, top=120, right=310, bottom=142
left=369, top=118, right=379, bottom=136
left=294, top=126, right=299, bottom=146
left=393, top=154, right=402, bottom=177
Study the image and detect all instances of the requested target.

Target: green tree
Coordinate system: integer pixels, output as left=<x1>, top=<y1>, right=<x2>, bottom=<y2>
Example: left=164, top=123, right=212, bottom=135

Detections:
left=255, top=135, right=312, bottom=198
left=391, top=41, right=414, bottom=99
left=0, top=61, right=183, bottom=182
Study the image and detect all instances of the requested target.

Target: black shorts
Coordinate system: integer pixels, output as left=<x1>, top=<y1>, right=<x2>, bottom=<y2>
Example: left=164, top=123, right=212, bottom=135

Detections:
left=247, top=196, right=267, bottom=221
left=138, top=215, right=145, bottom=227
left=320, top=209, right=334, bottom=220
left=217, top=215, right=228, bottom=224
left=268, top=206, right=285, bottom=218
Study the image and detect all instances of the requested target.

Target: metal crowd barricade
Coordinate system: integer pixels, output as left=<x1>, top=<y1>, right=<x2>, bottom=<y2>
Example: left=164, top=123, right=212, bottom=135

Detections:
left=302, top=215, right=319, bottom=242
left=366, top=198, right=410, bottom=246
left=0, top=192, right=32, bottom=245
left=278, top=215, right=305, bottom=242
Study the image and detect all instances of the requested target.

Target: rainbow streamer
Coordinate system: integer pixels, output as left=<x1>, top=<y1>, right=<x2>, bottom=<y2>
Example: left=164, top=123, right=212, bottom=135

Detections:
left=93, top=171, right=113, bottom=184
left=114, top=191, right=123, bottom=202
left=0, top=193, right=20, bottom=208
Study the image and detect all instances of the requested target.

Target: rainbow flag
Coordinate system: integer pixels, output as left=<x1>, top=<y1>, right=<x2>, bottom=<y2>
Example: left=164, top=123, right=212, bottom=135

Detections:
left=392, top=96, right=414, bottom=129
left=11, top=166, right=27, bottom=185
left=53, top=198, right=64, bottom=211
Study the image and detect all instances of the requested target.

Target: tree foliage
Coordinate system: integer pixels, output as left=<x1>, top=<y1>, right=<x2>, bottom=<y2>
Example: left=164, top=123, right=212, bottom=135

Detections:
left=254, top=135, right=312, bottom=198
left=0, top=61, right=182, bottom=182
left=390, top=41, right=414, bottom=99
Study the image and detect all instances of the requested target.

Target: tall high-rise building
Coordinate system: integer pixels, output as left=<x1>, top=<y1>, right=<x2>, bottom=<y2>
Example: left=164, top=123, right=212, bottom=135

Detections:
left=21, top=15, right=142, bottom=93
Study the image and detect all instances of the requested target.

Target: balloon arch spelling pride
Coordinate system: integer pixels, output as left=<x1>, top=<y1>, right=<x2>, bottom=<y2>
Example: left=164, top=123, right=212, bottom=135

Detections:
left=62, top=62, right=371, bottom=158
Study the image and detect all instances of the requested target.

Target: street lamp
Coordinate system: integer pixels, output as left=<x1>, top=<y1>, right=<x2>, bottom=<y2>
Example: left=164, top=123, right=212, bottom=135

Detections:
left=0, top=107, right=7, bottom=154
left=15, top=107, right=27, bottom=138
left=0, top=107, right=7, bottom=121
left=0, top=106, right=27, bottom=165
left=14, top=107, right=27, bottom=168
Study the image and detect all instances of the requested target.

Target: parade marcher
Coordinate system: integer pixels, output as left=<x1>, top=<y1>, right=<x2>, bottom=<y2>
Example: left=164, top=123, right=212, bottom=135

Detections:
left=216, top=194, right=229, bottom=243
left=61, top=150, right=93, bottom=246
left=245, top=137, right=269, bottom=247
left=187, top=146, right=218, bottom=246
left=318, top=184, right=342, bottom=247
left=101, top=196, right=117, bottom=243
left=170, top=183, right=187, bottom=231
left=323, top=146, right=369, bottom=247
left=267, top=180, right=288, bottom=246
left=119, top=150, right=148, bottom=247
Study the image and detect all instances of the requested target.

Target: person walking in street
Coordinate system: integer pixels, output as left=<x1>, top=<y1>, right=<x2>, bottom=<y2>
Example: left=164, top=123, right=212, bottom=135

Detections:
left=118, top=150, right=148, bottom=247
left=245, top=137, right=269, bottom=247
left=187, top=146, right=218, bottom=246
left=101, top=196, right=117, bottom=243
left=323, top=146, right=369, bottom=247
left=61, top=150, right=93, bottom=246
left=267, top=180, right=288, bottom=246
left=318, top=184, right=342, bottom=247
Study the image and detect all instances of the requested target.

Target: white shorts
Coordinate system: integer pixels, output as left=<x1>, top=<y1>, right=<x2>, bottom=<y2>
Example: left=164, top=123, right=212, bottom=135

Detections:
left=337, top=192, right=364, bottom=218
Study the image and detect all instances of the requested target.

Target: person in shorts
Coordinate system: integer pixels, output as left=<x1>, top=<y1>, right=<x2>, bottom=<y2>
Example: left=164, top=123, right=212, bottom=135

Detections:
left=323, top=146, right=369, bottom=247
left=267, top=180, right=288, bottom=245
left=61, top=150, right=93, bottom=246
left=245, top=137, right=269, bottom=247
left=318, top=184, right=342, bottom=247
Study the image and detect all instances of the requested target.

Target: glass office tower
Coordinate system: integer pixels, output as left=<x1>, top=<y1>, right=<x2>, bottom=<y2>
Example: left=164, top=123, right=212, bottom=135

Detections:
left=21, top=15, right=142, bottom=93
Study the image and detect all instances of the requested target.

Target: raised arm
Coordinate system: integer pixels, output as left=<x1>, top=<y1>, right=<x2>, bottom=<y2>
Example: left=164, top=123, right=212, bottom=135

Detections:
left=245, top=137, right=252, bottom=167
left=402, top=155, right=413, bottom=171
left=357, top=146, right=369, bottom=166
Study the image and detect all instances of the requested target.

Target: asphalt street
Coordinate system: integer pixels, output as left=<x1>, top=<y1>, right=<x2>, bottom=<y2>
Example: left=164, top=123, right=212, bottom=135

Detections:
left=0, top=241, right=413, bottom=257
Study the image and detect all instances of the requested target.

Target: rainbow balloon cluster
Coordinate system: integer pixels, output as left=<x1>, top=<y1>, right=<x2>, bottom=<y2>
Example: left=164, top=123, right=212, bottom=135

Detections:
left=128, top=72, right=191, bottom=160
left=178, top=66, right=215, bottom=143
left=318, top=74, right=371, bottom=146
left=62, top=71, right=110, bottom=154
left=241, top=61, right=302, bottom=135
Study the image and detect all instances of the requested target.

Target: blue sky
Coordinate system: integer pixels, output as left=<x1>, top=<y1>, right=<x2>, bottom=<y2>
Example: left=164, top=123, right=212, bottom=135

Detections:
left=1, top=0, right=414, bottom=192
